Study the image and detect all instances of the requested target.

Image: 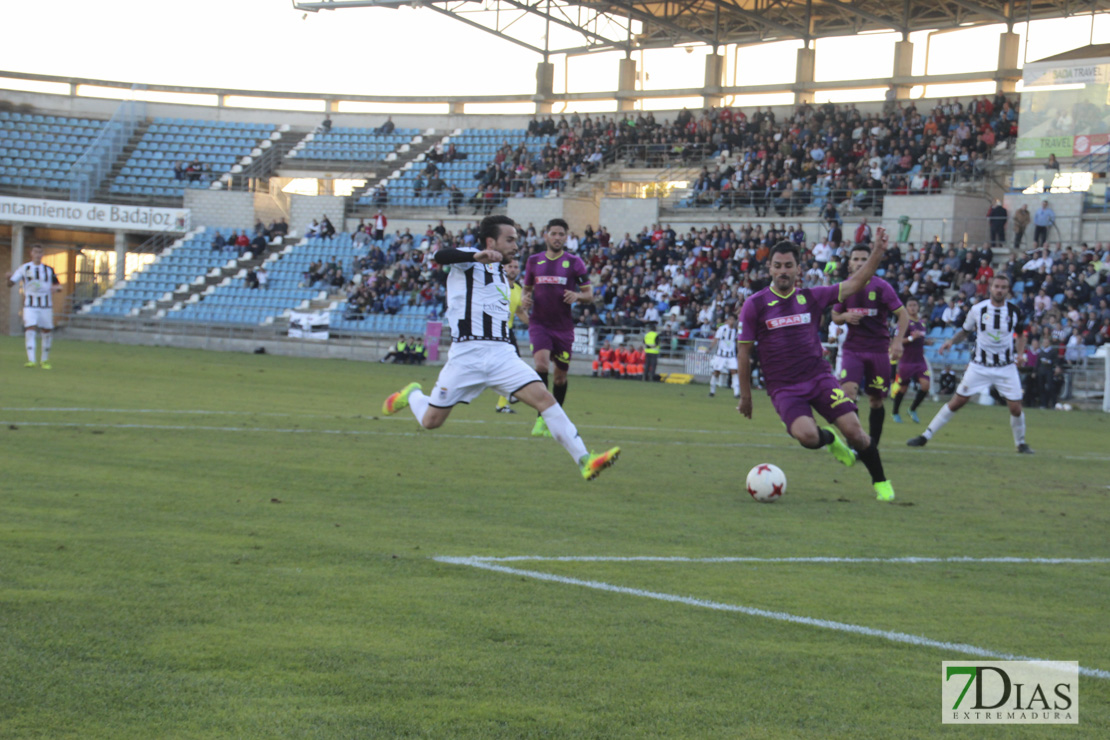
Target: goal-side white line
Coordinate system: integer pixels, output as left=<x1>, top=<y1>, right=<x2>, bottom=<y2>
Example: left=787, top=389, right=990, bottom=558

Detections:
left=435, top=555, right=1110, bottom=681
left=465, top=556, right=1110, bottom=564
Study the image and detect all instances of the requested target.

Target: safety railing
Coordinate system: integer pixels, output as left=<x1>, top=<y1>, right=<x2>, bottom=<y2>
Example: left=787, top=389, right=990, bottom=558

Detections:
left=66, top=92, right=146, bottom=202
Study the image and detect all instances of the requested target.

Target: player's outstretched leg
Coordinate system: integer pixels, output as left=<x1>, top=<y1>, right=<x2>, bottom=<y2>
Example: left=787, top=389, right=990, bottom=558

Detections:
left=520, top=383, right=620, bottom=481
left=819, top=426, right=856, bottom=468
left=382, top=382, right=422, bottom=416
left=908, top=398, right=960, bottom=447
left=580, top=447, right=621, bottom=481
left=840, top=423, right=895, bottom=502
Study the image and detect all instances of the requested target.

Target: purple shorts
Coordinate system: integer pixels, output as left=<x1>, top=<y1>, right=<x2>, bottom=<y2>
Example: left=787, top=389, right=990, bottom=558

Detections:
left=839, top=349, right=896, bottom=398
left=768, top=370, right=858, bottom=433
left=529, top=324, right=574, bottom=369
left=895, top=360, right=930, bottom=386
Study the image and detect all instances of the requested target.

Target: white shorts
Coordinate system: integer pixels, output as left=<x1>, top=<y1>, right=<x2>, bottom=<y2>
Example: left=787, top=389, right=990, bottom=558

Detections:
left=22, top=307, right=54, bottom=330
left=430, top=341, right=542, bottom=408
left=710, top=355, right=738, bottom=373
left=956, top=362, right=1023, bottom=402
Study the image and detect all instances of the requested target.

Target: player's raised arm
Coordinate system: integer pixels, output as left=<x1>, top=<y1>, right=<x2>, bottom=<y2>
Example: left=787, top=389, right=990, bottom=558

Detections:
left=837, top=227, right=888, bottom=301
left=433, top=247, right=480, bottom=264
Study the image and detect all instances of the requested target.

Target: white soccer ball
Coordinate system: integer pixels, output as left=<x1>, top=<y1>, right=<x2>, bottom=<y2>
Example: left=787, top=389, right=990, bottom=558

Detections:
left=746, top=463, right=786, bottom=503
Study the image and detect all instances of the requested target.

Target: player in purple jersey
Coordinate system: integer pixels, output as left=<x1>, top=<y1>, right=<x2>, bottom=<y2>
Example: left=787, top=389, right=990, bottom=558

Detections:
left=522, top=218, right=593, bottom=437
left=738, top=234, right=897, bottom=502
left=830, top=244, right=909, bottom=447
left=890, top=297, right=932, bottom=423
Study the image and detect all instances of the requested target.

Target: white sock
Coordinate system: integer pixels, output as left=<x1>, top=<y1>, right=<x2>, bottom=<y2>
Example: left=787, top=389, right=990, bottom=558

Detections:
left=541, top=403, right=589, bottom=464
left=922, top=404, right=955, bottom=440
left=25, top=329, right=37, bottom=363
left=1010, top=412, right=1026, bottom=446
left=709, top=375, right=717, bottom=394
left=407, top=389, right=431, bottom=428
left=40, top=332, right=52, bottom=361
left=731, top=374, right=740, bottom=397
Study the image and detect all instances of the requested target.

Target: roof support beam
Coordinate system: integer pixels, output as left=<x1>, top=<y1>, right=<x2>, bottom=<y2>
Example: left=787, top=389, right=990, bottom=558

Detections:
left=945, top=0, right=1012, bottom=23
left=819, top=0, right=903, bottom=31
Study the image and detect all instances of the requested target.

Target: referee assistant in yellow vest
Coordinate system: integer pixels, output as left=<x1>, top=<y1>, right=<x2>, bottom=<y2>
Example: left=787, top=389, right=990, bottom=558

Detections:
left=643, top=325, right=660, bottom=381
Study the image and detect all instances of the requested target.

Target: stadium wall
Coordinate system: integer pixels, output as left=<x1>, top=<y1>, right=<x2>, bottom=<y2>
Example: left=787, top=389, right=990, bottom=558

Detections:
left=183, top=190, right=255, bottom=230
left=880, top=194, right=994, bottom=245
left=289, top=195, right=345, bottom=235
left=507, top=197, right=600, bottom=234
left=1003, top=192, right=1085, bottom=244
left=600, top=197, right=660, bottom=241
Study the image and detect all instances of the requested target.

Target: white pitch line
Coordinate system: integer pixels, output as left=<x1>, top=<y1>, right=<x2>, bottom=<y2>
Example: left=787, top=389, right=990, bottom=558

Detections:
left=466, top=556, right=1110, bottom=565
left=435, top=556, right=1110, bottom=681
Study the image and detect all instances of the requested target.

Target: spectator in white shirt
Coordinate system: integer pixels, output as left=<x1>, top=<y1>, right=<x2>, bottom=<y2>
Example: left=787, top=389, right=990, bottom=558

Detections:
left=941, top=298, right=961, bottom=326
left=812, top=240, right=833, bottom=270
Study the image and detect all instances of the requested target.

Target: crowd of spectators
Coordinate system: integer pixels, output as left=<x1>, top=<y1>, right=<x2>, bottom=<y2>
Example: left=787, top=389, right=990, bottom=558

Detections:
left=210, top=218, right=289, bottom=258
left=370, top=95, right=1017, bottom=211
left=173, top=159, right=214, bottom=183
left=684, top=95, right=1017, bottom=214
left=301, top=209, right=1107, bottom=405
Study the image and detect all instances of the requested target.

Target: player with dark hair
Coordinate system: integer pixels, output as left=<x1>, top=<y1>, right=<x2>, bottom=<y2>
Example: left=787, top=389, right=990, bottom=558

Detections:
left=6, top=244, right=62, bottom=369
left=890, top=296, right=931, bottom=423
left=737, top=233, right=897, bottom=502
left=521, top=218, right=592, bottom=438
left=381, top=215, right=619, bottom=480
left=830, top=243, right=909, bottom=446
left=907, top=274, right=1033, bottom=453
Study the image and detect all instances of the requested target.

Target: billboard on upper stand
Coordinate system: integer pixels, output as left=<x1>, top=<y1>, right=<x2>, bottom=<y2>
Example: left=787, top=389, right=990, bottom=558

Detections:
left=1016, top=57, right=1110, bottom=160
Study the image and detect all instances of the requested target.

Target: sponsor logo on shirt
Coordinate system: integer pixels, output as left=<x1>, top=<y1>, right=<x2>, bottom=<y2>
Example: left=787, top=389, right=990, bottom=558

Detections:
left=536, top=276, right=567, bottom=285
left=848, top=307, right=879, bottom=317
left=766, top=313, right=811, bottom=329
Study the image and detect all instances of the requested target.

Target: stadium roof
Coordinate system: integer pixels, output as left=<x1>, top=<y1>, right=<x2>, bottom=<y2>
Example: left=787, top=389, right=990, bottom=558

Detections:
left=294, top=0, right=1110, bottom=57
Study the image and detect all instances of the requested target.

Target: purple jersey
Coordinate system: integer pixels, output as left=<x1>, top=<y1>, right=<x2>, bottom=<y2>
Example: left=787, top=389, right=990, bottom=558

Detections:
left=900, top=318, right=927, bottom=364
left=739, top=284, right=841, bottom=391
left=524, top=251, right=590, bottom=335
left=832, top=277, right=903, bottom=353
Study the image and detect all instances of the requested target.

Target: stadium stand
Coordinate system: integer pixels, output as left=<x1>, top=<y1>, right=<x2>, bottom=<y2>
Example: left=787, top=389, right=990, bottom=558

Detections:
left=109, top=118, right=278, bottom=197
left=0, top=111, right=108, bottom=190
left=163, top=237, right=327, bottom=326
left=82, top=227, right=247, bottom=317
left=360, top=128, right=562, bottom=208
left=287, top=126, right=421, bottom=162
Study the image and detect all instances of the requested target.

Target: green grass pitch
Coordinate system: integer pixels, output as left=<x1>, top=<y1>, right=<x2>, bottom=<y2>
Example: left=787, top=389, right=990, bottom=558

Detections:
left=1, top=337, right=1108, bottom=738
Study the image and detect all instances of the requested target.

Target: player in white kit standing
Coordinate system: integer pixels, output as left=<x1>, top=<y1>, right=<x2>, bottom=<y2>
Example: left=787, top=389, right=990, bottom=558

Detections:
left=7, top=244, right=62, bottom=369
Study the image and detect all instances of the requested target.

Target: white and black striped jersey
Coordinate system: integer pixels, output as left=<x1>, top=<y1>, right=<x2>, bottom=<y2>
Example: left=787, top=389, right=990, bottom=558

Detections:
left=714, top=322, right=739, bottom=358
left=9, top=261, right=59, bottom=309
left=963, top=299, right=1024, bottom=367
left=442, top=248, right=512, bottom=344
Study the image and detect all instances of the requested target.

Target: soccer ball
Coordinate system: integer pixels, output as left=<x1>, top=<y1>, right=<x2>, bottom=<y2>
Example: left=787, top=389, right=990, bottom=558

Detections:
left=746, top=463, right=786, bottom=503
